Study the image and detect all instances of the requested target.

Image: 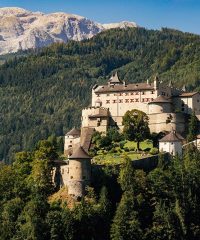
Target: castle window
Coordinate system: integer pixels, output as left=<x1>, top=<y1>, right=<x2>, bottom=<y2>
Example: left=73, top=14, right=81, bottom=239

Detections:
left=119, top=93, right=123, bottom=96
left=106, top=100, right=110, bottom=104
left=125, top=99, right=129, bottom=103
left=97, top=94, right=100, bottom=97
left=151, top=91, right=154, bottom=94
left=135, top=92, right=139, bottom=95
left=113, top=100, right=117, bottom=103
left=70, top=141, right=72, bottom=143
left=70, top=176, right=73, bottom=179
left=131, top=92, right=134, bottom=95
left=119, top=99, right=123, bottom=103
left=130, top=99, right=134, bottom=102
left=125, top=93, right=129, bottom=96
left=135, top=99, right=139, bottom=102
left=142, top=92, right=145, bottom=95
left=68, top=145, right=72, bottom=148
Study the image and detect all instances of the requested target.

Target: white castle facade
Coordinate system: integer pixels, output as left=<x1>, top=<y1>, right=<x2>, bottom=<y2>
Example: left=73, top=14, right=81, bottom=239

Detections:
left=81, top=73, right=200, bottom=135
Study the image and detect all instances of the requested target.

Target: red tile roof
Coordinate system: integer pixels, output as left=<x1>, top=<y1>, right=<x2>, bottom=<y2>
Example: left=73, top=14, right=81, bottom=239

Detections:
left=69, top=146, right=91, bottom=159
left=95, top=82, right=154, bottom=93
left=148, top=95, right=172, bottom=104
left=159, top=130, right=184, bottom=142
left=66, top=128, right=80, bottom=136
left=178, top=92, right=199, bottom=97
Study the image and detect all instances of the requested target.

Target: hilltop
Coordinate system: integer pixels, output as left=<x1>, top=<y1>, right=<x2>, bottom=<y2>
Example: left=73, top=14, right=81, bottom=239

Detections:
left=0, top=27, right=200, bottom=162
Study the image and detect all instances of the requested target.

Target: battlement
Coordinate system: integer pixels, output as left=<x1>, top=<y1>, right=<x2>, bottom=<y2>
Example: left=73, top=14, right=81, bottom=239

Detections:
left=83, top=106, right=109, bottom=111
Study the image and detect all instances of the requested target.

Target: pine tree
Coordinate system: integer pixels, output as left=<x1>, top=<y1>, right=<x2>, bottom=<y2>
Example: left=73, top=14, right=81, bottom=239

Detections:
left=187, top=112, right=198, bottom=142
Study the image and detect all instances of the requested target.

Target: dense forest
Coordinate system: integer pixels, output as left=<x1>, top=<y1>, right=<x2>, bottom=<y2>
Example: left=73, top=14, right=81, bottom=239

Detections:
left=1, top=27, right=200, bottom=162
left=0, top=139, right=199, bottom=240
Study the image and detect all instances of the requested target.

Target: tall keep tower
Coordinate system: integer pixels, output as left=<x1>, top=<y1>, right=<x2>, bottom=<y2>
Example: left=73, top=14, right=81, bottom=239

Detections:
left=67, top=146, right=91, bottom=199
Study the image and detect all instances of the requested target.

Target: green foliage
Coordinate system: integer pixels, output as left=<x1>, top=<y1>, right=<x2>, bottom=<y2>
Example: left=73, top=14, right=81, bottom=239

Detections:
left=122, top=109, right=150, bottom=149
left=187, top=111, right=199, bottom=142
left=0, top=139, right=200, bottom=239
left=1, top=28, right=200, bottom=162
left=107, top=127, right=124, bottom=142
left=111, top=192, right=143, bottom=240
left=150, top=147, right=159, bottom=155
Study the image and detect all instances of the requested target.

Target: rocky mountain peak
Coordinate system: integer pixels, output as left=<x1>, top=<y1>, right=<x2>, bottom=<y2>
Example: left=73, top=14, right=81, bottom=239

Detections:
left=0, top=7, right=138, bottom=55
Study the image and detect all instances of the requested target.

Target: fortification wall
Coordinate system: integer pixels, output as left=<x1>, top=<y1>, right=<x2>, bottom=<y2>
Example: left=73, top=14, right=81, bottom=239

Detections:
left=148, top=113, right=186, bottom=134
left=67, top=180, right=85, bottom=198
left=109, top=113, right=186, bottom=134
left=60, top=165, right=69, bottom=185
left=82, top=107, right=109, bottom=133
left=148, top=102, right=172, bottom=114
left=67, top=159, right=91, bottom=198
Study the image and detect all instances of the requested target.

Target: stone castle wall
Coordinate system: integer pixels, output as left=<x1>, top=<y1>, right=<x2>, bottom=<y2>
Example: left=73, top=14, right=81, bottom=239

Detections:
left=59, top=159, right=91, bottom=198
left=82, top=107, right=109, bottom=133
left=148, top=102, right=172, bottom=114
left=148, top=113, right=186, bottom=134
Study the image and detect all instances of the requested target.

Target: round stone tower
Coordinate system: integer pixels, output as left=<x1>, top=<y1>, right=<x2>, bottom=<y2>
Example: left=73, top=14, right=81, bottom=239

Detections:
left=148, top=95, right=172, bottom=114
left=67, top=146, right=91, bottom=200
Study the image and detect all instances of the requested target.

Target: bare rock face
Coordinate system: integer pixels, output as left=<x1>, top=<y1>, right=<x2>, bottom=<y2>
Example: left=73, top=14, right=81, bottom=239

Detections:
left=0, top=7, right=138, bottom=55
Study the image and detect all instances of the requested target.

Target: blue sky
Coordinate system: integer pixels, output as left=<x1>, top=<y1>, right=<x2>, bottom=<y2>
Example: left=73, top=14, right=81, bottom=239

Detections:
left=1, top=0, right=200, bottom=34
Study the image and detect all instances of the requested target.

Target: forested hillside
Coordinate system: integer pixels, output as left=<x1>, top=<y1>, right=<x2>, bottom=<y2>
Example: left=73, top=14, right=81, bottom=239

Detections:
left=0, top=27, right=200, bottom=162
left=0, top=140, right=200, bottom=240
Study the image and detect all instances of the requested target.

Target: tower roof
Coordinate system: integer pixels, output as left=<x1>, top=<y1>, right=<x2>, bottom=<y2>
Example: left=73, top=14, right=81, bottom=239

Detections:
left=109, top=72, right=122, bottom=84
left=148, top=95, right=172, bottom=104
left=159, top=130, right=184, bottom=142
left=66, top=127, right=80, bottom=136
left=69, top=146, right=91, bottom=159
left=197, top=134, right=200, bottom=139
left=95, top=98, right=102, bottom=104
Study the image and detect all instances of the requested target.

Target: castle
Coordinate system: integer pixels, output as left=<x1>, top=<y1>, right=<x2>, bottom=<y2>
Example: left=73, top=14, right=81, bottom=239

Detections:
left=55, top=73, right=200, bottom=199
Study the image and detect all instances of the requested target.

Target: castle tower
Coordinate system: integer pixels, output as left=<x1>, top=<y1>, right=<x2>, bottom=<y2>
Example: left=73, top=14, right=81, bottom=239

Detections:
left=67, top=146, right=91, bottom=200
left=148, top=95, right=172, bottom=114
left=159, top=130, right=184, bottom=156
left=154, top=75, right=159, bottom=90
left=108, top=72, right=122, bottom=86
left=64, top=128, right=80, bottom=156
left=95, top=98, right=102, bottom=107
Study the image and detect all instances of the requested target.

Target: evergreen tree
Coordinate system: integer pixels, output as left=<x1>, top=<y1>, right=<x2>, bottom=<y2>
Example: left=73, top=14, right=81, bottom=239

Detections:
left=187, top=111, right=198, bottom=142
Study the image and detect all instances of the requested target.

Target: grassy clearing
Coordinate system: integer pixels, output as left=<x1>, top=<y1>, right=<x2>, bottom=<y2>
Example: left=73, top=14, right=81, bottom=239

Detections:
left=93, top=140, right=153, bottom=165
left=124, top=140, right=153, bottom=150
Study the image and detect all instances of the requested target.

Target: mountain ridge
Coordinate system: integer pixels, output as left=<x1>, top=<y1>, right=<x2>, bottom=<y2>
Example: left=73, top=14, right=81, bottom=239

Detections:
left=0, top=7, right=138, bottom=55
